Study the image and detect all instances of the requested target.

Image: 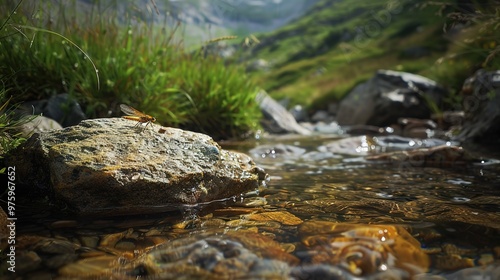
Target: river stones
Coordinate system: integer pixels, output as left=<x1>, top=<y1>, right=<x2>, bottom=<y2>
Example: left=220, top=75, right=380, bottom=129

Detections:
left=6, top=118, right=267, bottom=215
left=457, top=69, right=500, bottom=152
left=365, top=145, right=474, bottom=167
left=337, top=69, right=448, bottom=127
left=244, top=211, right=303, bottom=226
left=249, top=143, right=306, bottom=160
left=118, top=231, right=298, bottom=279
left=257, top=90, right=312, bottom=135
left=298, top=221, right=430, bottom=277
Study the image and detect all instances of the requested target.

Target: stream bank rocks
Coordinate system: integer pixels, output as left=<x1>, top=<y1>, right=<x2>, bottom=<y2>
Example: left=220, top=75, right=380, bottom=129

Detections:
left=337, top=69, right=448, bottom=127
left=456, top=70, right=500, bottom=153
left=6, top=118, right=267, bottom=215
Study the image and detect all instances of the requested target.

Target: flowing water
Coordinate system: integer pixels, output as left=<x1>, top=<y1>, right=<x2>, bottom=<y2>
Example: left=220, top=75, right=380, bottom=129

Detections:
left=3, top=134, right=500, bottom=279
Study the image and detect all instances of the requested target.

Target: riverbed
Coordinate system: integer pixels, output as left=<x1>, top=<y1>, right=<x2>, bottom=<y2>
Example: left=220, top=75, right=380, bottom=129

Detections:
left=4, top=134, right=500, bottom=279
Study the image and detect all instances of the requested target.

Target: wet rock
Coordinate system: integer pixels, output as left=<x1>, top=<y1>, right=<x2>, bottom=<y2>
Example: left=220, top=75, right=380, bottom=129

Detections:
left=290, top=264, right=354, bottom=279
left=311, top=110, right=332, bottom=123
left=213, top=207, right=261, bottom=216
left=79, top=236, right=100, bottom=248
left=58, top=255, right=117, bottom=278
left=303, top=192, right=500, bottom=230
left=372, top=135, right=450, bottom=152
left=301, top=150, right=340, bottom=161
left=316, top=134, right=457, bottom=163
left=99, top=230, right=128, bottom=248
left=366, top=145, right=474, bottom=167
left=298, top=222, right=430, bottom=277
left=319, top=134, right=452, bottom=159
left=115, top=241, right=136, bottom=251
left=344, top=125, right=392, bottom=136
left=15, top=251, right=42, bottom=274
left=225, top=219, right=280, bottom=229
left=289, top=104, right=309, bottom=122
left=120, top=232, right=298, bottom=279
left=3, top=237, right=81, bottom=277
left=319, top=136, right=376, bottom=156
left=257, top=90, right=312, bottom=135
left=398, top=117, right=437, bottom=138
left=312, top=122, right=343, bottom=134
left=34, top=239, right=80, bottom=255
left=241, top=197, right=268, bottom=207
left=434, top=254, right=474, bottom=271
left=44, top=254, right=79, bottom=269
left=337, top=70, right=448, bottom=127
left=245, top=211, right=303, bottom=226
left=7, top=118, right=267, bottom=215
left=249, top=143, right=306, bottom=160
left=456, top=70, right=500, bottom=155
left=432, top=111, right=465, bottom=130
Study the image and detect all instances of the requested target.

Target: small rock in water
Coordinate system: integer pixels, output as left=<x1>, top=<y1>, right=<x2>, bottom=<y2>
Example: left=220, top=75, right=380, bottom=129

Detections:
left=249, top=144, right=306, bottom=160
left=320, top=136, right=376, bottom=156
left=366, top=145, right=474, bottom=167
left=245, top=211, right=303, bottom=226
left=298, top=221, right=430, bottom=277
left=59, top=255, right=118, bottom=278
left=337, top=69, right=448, bottom=127
left=16, top=251, right=42, bottom=274
left=114, top=232, right=298, bottom=279
left=34, top=239, right=80, bottom=255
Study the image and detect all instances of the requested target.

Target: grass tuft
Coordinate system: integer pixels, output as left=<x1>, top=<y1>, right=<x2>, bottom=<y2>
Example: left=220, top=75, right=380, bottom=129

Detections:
left=0, top=1, right=261, bottom=140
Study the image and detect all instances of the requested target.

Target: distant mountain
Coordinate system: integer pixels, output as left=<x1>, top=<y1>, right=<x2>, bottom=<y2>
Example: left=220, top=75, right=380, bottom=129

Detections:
left=93, top=0, right=322, bottom=42
left=167, top=0, right=322, bottom=34
left=33, top=0, right=321, bottom=45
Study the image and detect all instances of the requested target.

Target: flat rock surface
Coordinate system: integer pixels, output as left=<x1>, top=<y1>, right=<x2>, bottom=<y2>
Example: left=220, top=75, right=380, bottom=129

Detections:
left=7, top=118, right=267, bottom=215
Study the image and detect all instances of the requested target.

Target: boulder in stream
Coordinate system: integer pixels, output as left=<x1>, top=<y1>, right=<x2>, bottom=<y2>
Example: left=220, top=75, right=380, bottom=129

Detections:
left=6, top=118, right=267, bottom=215
left=337, top=70, right=448, bottom=126
left=456, top=69, right=500, bottom=155
left=257, top=90, right=311, bottom=135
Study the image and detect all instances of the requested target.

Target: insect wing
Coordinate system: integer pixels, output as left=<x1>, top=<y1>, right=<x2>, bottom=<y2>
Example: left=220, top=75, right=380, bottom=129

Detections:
left=120, top=104, right=147, bottom=117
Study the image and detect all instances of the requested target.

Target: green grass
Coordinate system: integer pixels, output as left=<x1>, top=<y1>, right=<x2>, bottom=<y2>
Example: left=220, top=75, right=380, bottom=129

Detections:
left=0, top=1, right=38, bottom=156
left=0, top=91, right=38, bottom=155
left=0, top=0, right=261, bottom=140
left=246, top=0, right=500, bottom=111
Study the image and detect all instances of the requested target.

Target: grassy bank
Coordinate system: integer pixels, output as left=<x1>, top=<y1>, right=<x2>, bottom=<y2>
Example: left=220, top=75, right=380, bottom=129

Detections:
left=0, top=0, right=261, bottom=141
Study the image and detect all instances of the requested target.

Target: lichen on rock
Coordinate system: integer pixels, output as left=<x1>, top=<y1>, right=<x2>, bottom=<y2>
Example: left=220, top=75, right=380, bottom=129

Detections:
left=7, top=118, right=267, bottom=215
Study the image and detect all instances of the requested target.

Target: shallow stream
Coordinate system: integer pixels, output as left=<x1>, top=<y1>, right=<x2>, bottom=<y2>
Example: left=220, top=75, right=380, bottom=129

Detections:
left=4, top=134, right=500, bottom=279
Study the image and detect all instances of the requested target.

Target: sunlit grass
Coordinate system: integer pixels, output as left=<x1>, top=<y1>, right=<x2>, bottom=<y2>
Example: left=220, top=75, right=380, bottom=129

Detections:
left=0, top=92, right=38, bottom=155
left=0, top=1, right=261, bottom=140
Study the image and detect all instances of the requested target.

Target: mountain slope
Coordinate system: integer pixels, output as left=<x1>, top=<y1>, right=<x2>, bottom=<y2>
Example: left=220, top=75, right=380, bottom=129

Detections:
left=245, top=0, right=460, bottom=110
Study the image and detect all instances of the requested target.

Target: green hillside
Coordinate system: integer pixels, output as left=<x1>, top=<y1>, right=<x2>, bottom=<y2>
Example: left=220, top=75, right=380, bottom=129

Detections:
left=246, top=0, right=499, bottom=111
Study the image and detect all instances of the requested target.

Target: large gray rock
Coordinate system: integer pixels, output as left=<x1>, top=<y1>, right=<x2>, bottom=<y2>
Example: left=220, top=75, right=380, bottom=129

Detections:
left=7, top=118, right=267, bottom=215
left=257, top=90, right=311, bottom=135
left=337, top=70, right=448, bottom=127
left=456, top=70, right=500, bottom=150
